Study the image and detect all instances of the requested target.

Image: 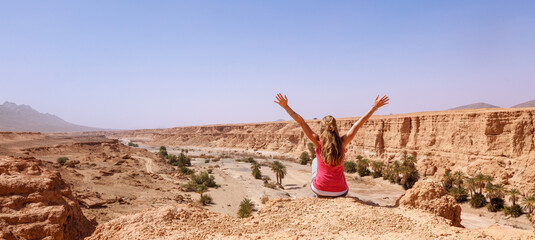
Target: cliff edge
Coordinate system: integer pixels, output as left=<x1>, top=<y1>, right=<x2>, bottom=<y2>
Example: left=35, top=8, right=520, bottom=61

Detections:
left=87, top=197, right=533, bottom=240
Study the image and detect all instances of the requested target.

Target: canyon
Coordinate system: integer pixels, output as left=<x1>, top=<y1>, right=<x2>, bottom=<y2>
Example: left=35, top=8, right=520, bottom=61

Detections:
left=108, top=108, right=535, bottom=192
left=2, top=107, right=535, bottom=239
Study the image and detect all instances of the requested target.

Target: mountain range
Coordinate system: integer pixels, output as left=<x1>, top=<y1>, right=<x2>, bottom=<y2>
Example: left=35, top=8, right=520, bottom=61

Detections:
left=449, top=99, right=535, bottom=110
left=0, top=101, right=101, bottom=132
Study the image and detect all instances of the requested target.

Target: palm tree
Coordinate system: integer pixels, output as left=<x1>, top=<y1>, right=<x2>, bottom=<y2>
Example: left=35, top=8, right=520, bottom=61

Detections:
left=442, top=172, right=454, bottom=190
left=464, top=177, right=476, bottom=197
left=371, top=161, right=384, bottom=178
left=522, top=195, right=535, bottom=213
left=485, top=183, right=505, bottom=201
left=474, top=173, right=493, bottom=194
left=400, top=166, right=420, bottom=190
left=401, top=154, right=416, bottom=168
left=251, top=162, right=262, bottom=179
left=483, top=175, right=494, bottom=187
left=508, top=188, right=521, bottom=206
left=358, top=158, right=370, bottom=168
left=391, top=161, right=402, bottom=184
left=452, top=171, right=465, bottom=189
left=270, top=161, right=287, bottom=185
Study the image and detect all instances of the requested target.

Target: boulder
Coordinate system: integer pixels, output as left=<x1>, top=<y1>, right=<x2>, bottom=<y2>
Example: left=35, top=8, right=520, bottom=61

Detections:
left=0, top=156, right=95, bottom=239
left=398, top=180, right=462, bottom=227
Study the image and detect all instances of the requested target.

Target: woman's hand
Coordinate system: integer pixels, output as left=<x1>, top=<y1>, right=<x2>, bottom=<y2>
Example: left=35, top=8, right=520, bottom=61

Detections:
left=373, top=95, right=390, bottom=109
left=274, top=93, right=289, bottom=109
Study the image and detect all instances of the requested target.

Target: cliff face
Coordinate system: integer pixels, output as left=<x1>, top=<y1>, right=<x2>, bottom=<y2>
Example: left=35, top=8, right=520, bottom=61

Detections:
left=110, top=108, right=535, bottom=190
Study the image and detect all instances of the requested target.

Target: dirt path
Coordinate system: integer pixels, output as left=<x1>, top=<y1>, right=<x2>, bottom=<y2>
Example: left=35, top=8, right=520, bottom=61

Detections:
left=134, top=155, right=182, bottom=184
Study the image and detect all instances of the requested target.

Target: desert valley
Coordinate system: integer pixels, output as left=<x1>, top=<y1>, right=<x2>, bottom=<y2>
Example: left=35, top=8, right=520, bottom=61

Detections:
left=1, top=106, right=535, bottom=239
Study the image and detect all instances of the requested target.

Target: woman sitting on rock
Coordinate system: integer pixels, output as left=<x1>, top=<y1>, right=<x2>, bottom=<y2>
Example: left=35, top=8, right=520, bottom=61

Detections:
left=274, top=93, right=389, bottom=197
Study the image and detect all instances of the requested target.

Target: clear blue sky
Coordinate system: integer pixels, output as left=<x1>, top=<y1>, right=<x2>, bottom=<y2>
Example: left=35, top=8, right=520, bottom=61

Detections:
left=1, top=1, right=534, bottom=129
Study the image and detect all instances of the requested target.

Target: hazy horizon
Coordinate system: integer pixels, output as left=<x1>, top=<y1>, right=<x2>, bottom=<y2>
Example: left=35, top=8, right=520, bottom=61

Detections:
left=2, top=1, right=535, bottom=129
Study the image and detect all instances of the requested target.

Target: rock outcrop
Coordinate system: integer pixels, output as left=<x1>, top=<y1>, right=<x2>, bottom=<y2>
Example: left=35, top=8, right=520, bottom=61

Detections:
left=106, top=108, right=535, bottom=192
left=87, top=197, right=533, bottom=239
left=398, top=180, right=462, bottom=227
left=0, top=156, right=95, bottom=240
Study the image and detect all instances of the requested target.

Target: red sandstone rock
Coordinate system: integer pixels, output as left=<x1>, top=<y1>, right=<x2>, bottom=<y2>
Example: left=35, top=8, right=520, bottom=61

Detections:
left=0, top=156, right=95, bottom=240
left=398, top=180, right=462, bottom=227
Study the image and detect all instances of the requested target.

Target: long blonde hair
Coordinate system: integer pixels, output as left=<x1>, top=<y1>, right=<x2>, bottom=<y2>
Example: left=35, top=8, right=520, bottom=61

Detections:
left=320, top=115, right=344, bottom=166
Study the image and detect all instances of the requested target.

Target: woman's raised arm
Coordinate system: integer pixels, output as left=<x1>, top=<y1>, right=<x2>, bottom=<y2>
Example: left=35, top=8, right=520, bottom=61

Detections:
left=274, top=93, right=320, bottom=147
left=342, top=95, right=389, bottom=148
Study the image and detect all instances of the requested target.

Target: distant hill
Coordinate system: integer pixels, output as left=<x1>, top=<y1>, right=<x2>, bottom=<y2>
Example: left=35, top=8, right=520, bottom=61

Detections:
left=449, top=102, right=500, bottom=110
left=511, top=100, right=535, bottom=108
left=0, top=101, right=102, bottom=132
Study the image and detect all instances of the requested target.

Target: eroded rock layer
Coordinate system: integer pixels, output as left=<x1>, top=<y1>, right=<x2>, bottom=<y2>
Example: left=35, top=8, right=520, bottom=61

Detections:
left=108, top=108, right=535, bottom=191
left=398, top=180, right=462, bottom=227
left=0, top=156, right=95, bottom=240
left=87, top=197, right=533, bottom=240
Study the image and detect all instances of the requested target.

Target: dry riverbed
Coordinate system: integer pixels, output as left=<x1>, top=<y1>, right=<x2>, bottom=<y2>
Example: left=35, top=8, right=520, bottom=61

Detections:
left=130, top=142, right=532, bottom=231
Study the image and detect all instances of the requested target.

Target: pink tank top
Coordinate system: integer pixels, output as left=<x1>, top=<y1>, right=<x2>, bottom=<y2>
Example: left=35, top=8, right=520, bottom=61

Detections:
left=312, top=143, right=348, bottom=192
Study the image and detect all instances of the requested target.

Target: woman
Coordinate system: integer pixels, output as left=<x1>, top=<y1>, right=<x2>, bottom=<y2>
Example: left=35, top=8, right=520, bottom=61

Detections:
left=274, top=93, right=389, bottom=197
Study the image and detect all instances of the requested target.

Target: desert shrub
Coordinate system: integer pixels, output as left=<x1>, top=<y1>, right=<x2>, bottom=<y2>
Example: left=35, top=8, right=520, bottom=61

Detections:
left=448, top=187, right=468, bottom=203
left=370, top=161, right=384, bottom=178
left=470, top=193, right=487, bottom=208
left=252, top=167, right=262, bottom=179
left=262, top=176, right=271, bottom=184
left=504, top=204, right=523, bottom=218
left=167, top=154, right=177, bottom=163
left=180, top=167, right=195, bottom=176
left=182, top=182, right=199, bottom=192
left=441, top=172, right=454, bottom=191
left=57, top=157, right=69, bottom=166
left=356, top=159, right=370, bottom=177
left=191, top=171, right=219, bottom=188
left=238, top=198, right=255, bottom=218
left=207, top=169, right=213, bottom=174
left=183, top=171, right=219, bottom=192
left=205, top=159, right=210, bottom=163
left=169, top=153, right=191, bottom=167
left=344, top=161, right=357, bottom=173
left=381, top=167, right=390, bottom=180
left=487, top=198, right=504, bottom=212
left=400, top=168, right=420, bottom=190
left=399, top=155, right=419, bottom=189
left=159, top=146, right=168, bottom=158
left=260, top=196, right=269, bottom=204
left=178, top=153, right=192, bottom=166
left=200, top=194, right=213, bottom=206
left=299, top=152, right=311, bottom=165
left=263, top=182, right=277, bottom=189
left=127, top=142, right=139, bottom=147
